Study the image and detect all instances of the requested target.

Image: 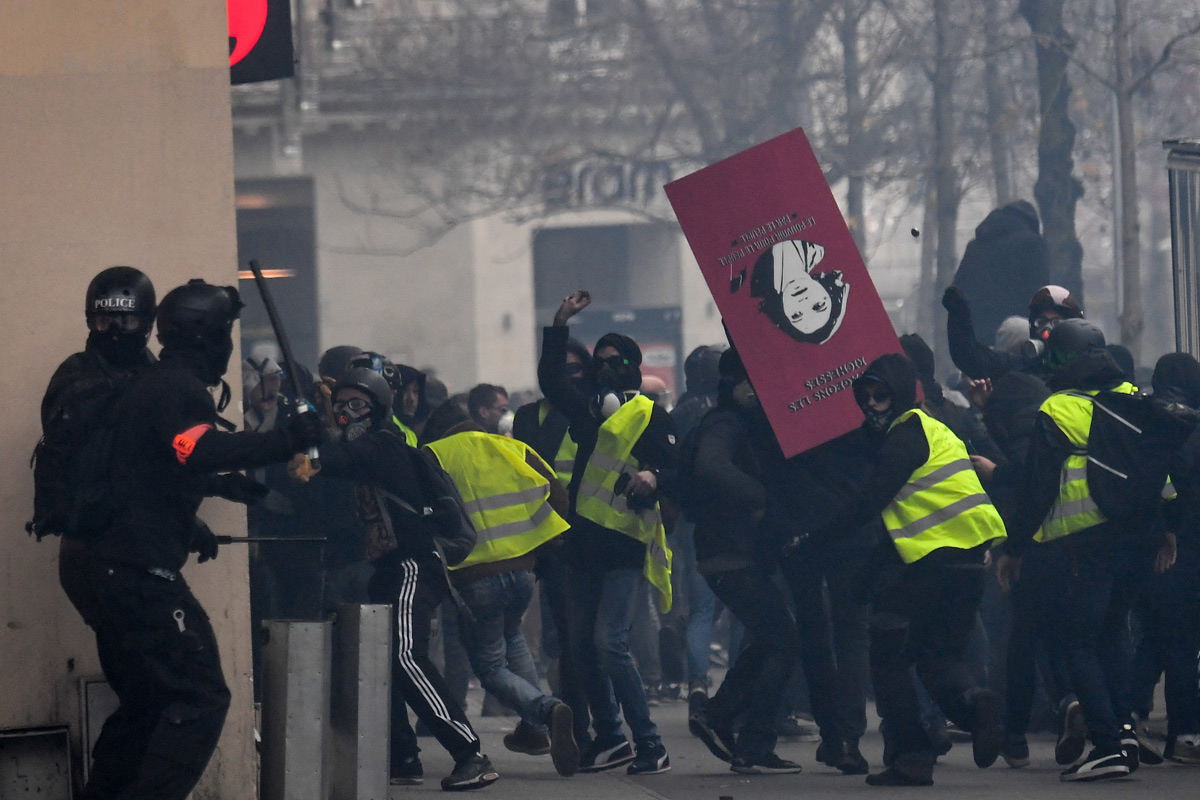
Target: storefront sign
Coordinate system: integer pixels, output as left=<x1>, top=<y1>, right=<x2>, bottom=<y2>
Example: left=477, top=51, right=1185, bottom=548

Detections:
left=543, top=159, right=672, bottom=210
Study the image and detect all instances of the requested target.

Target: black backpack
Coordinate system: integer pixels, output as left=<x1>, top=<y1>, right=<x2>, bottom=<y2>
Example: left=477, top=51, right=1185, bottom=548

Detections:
left=29, top=370, right=133, bottom=541
left=1068, top=390, right=1195, bottom=531
left=375, top=429, right=477, bottom=567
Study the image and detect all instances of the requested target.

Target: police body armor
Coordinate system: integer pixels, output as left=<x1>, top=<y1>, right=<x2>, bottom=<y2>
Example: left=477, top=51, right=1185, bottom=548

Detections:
left=881, top=408, right=1007, bottom=563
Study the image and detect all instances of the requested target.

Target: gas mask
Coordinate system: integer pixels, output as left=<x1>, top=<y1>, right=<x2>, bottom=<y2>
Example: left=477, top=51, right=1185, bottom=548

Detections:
left=592, top=390, right=640, bottom=419
left=335, top=396, right=376, bottom=442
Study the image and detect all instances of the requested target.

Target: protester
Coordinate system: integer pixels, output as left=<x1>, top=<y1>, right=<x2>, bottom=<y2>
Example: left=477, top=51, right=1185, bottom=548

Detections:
left=539, top=289, right=677, bottom=775
left=950, top=201, right=1051, bottom=345
left=421, top=401, right=579, bottom=777
left=803, top=353, right=1007, bottom=786
left=984, top=320, right=1160, bottom=781
left=686, top=348, right=803, bottom=774
left=304, top=367, right=500, bottom=791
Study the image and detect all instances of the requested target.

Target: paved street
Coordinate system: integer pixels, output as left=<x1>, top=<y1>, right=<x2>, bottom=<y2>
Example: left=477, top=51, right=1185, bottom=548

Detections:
left=390, top=692, right=1199, bottom=799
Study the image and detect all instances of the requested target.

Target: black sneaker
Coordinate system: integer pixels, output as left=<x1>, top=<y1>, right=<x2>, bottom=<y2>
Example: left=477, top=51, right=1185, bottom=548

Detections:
left=1060, top=747, right=1130, bottom=782
left=390, top=755, right=423, bottom=785
left=970, top=689, right=1003, bottom=768
left=627, top=740, right=671, bottom=775
left=865, top=753, right=934, bottom=787
left=1128, top=715, right=1164, bottom=765
left=836, top=742, right=869, bottom=775
left=546, top=701, right=579, bottom=777
left=731, top=752, right=803, bottom=774
left=1055, top=700, right=1087, bottom=765
left=815, top=738, right=843, bottom=767
left=688, top=710, right=735, bottom=763
left=441, top=754, right=500, bottom=791
left=578, top=737, right=634, bottom=773
left=503, top=721, right=550, bottom=756
left=1119, top=723, right=1141, bottom=774
left=1001, top=733, right=1030, bottom=768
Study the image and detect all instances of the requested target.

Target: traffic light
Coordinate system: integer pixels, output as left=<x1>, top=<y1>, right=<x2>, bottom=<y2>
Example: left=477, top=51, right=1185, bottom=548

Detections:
left=229, top=0, right=295, bottom=85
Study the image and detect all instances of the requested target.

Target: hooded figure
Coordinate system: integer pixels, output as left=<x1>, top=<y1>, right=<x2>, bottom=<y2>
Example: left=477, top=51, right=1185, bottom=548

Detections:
left=808, top=352, right=1007, bottom=785
left=951, top=201, right=1051, bottom=345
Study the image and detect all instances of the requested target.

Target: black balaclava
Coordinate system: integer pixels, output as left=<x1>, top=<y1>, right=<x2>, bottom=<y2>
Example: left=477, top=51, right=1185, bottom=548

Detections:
left=565, top=337, right=593, bottom=389
left=88, top=327, right=150, bottom=368
left=591, top=332, right=643, bottom=394
left=853, top=353, right=919, bottom=435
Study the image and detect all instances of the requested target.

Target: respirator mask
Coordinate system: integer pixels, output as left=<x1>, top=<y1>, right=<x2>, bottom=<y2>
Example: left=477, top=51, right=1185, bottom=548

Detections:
left=335, top=396, right=376, bottom=442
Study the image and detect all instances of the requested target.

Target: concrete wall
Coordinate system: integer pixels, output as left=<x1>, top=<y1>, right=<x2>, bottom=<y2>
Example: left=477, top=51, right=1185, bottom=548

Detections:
left=0, top=3, right=256, bottom=797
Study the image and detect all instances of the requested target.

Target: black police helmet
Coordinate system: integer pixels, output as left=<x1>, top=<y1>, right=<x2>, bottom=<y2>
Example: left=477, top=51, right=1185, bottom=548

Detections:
left=86, top=266, right=155, bottom=325
left=156, top=279, right=243, bottom=350
left=1045, top=318, right=1106, bottom=372
left=333, top=367, right=395, bottom=418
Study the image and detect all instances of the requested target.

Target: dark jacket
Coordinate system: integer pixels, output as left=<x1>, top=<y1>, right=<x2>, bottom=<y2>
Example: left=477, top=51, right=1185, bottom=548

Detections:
left=96, top=351, right=298, bottom=571
left=951, top=202, right=1050, bottom=348
left=691, top=403, right=774, bottom=574
left=1000, top=350, right=1129, bottom=556
left=538, top=325, right=679, bottom=572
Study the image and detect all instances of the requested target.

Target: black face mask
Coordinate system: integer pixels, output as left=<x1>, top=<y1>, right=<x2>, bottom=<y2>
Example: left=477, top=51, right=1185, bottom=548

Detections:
left=88, top=328, right=148, bottom=368
left=862, top=406, right=896, bottom=434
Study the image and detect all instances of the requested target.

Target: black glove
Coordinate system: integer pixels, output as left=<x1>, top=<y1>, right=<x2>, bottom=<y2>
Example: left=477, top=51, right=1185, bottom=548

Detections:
left=191, top=519, right=219, bottom=563
left=208, top=472, right=270, bottom=505
left=941, top=286, right=971, bottom=316
left=287, top=410, right=325, bottom=452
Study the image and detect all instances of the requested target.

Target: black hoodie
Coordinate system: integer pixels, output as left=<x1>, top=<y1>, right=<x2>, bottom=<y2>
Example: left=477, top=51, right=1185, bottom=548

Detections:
left=808, top=354, right=930, bottom=545
left=951, top=202, right=1050, bottom=347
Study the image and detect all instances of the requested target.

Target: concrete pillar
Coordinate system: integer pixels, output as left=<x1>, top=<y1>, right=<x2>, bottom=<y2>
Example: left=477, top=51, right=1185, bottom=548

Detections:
left=0, top=2, right=257, bottom=797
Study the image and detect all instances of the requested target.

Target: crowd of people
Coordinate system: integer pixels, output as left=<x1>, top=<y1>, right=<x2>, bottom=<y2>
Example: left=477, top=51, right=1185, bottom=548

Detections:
left=32, top=203, right=1200, bottom=797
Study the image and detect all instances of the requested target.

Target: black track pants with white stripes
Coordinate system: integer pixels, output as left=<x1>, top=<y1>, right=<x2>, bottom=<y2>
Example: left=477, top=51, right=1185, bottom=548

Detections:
left=368, top=555, right=481, bottom=765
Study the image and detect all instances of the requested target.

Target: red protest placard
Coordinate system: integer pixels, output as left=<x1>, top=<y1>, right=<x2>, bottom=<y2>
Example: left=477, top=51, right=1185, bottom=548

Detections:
left=664, top=127, right=903, bottom=458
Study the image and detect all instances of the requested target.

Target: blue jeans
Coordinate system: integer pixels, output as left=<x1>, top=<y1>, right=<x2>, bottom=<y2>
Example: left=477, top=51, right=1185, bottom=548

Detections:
left=455, top=570, right=556, bottom=733
left=674, top=522, right=716, bottom=685
left=567, top=566, right=660, bottom=744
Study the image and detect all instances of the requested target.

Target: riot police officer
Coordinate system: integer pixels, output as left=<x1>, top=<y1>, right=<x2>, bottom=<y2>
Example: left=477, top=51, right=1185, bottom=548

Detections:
left=58, top=279, right=323, bottom=800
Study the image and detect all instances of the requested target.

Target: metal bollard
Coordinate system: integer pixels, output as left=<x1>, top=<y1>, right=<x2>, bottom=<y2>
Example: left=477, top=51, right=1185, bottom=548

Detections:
left=261, top=620, right=333, bottom=800
left=331, top=605, right=393, bottom=800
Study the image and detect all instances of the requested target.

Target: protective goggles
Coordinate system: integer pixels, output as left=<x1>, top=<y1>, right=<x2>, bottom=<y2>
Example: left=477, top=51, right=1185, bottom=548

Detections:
left=333, top=397, right=373, bottom=415
left=89, top=313, right=144, bottom=333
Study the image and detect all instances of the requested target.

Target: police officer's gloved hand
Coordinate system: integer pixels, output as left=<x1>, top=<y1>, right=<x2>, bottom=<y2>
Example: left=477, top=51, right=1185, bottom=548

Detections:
left=191, top=519, right=220, bottom=563
left=287, top=410, right=325, bottom=452
left=208, top=472, right=270, bottom=504
left=941, top=286, right=971, bottom=317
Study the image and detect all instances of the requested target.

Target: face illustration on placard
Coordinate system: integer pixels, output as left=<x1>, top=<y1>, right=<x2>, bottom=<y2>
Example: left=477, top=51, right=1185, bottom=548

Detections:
left=740, top=239, right=849, bottom=345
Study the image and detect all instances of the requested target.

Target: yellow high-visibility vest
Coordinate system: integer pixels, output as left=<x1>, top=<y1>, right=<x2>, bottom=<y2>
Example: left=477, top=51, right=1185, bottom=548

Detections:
left=881, top=408, right=1007, bottom=564
left=392, top=416, right=418, bottom=447
left=538, top=400, right=578, bottom=486
left=426, top=431, right=568, bottom=569
left=1034, top=382, right=1137, bottom=543
left=575, top=395, right=673, bottom=612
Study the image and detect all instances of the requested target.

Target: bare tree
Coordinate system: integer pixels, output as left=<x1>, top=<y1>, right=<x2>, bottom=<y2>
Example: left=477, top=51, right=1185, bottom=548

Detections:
left=1018, top=0, right=1085, bottom=300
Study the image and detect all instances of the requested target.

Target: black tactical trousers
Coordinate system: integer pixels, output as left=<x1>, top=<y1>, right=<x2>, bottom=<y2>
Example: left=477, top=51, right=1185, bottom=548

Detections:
left=59, top=546, right=230, bottom=800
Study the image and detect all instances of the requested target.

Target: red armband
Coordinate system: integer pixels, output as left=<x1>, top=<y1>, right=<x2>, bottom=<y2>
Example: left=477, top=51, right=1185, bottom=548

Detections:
left=173, top=424, right=213, bottom=464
